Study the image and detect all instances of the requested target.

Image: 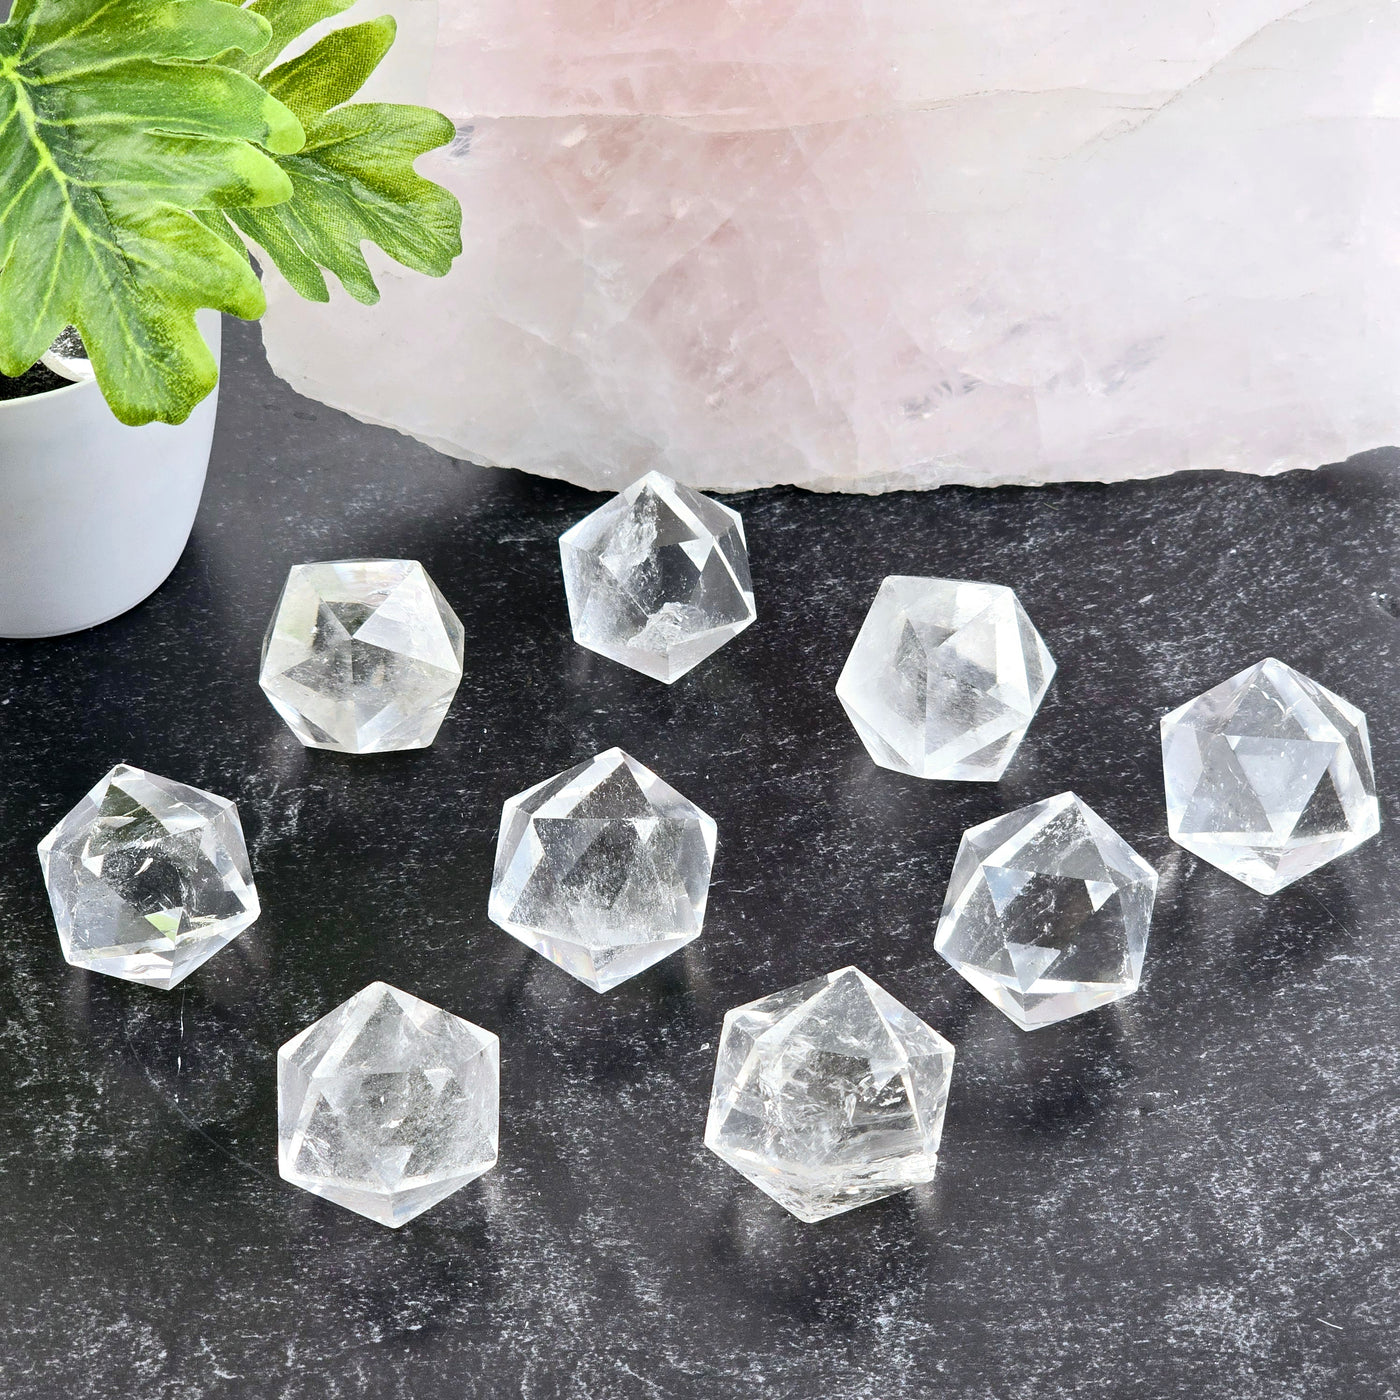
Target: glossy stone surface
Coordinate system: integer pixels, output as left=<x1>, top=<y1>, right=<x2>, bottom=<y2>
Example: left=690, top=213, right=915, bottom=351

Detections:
left=2, top=317, right=1396, bottom=1398
left=836, top=576, right=1055, bottom=780
left=559, top=472, right=756, bottom=683
left=935, top=793, right=1158, bottom=1030
left=1161, top=657, right=1379, bottom=894
left=259, top=558, right=464, bottom=753
left=706, top=967, right=954, bottom=1222
left=489, top=747, right=716, bottom=990
left=278, top=982, right=499, bottom=1228
left=37, top=763, right=259, bottom=989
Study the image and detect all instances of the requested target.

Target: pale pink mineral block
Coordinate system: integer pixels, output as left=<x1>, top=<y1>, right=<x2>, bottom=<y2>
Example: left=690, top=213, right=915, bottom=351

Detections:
left=261, top=0, right=1400, bottom=493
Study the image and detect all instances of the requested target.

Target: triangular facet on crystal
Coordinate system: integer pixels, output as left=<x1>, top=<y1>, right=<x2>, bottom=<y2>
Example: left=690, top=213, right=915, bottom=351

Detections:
left=38, top=764, right=260, bottom=990
left=935, top=793, right=1157, bottom=1030
left=489, top=749, right=717, bottom=991
left=560, top=472, right=756, bottom=683
left=278, top=982, right=499, bottom=1228
left=706, top=967, right=955, bottom=1222
left=1161, top=658, right=1378, bottom=893
left=260, top=559, right=465, bottom=754
left=836, top=576, right=1055, bottom=781
left=1005, top=942, right=1063, bottom=991
left=982, top=865, right=1035, bottom=915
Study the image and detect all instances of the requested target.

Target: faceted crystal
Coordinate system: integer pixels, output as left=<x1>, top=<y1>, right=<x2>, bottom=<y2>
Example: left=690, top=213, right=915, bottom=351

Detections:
left=278, top=982, right=499, bottom=1228
left=1160, top=657, right=1379, bottom=894
left=259, top=559, right=465, bottom=754
left=705, top=966, right=955, bottom=1222
left=37, top=764, right=259, bottom=989
left=558, top=471, right=756, bottom=683
left=488, top=747, right=716, bottom=991
left=935, top=793, right=1158, bottom=1030
left=836, top=576, right=1055, bottom=781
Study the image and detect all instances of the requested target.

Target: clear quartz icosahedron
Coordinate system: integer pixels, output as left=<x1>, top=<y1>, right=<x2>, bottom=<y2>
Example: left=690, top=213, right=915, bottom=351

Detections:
left=559, top=471, right=756, bottom=683
left=37, top=764, right=260, bottom=989
left=836, top=576, right=1055, bottom=781
left=259, top=559, right=465, bottom=754
left=705, top=967, right=955, bottom=1222
left=278, top=982, right=499, bottom=1228
left=1160, top=657, right=1379, bottom=894
left=935, top=793, right=1158, bottom=1030
left=488, top=747, right=716, bottom=991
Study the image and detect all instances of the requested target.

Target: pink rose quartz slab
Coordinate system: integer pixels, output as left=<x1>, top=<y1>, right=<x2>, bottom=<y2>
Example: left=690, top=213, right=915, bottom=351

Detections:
left=260, top=0, right=1400, bottom=493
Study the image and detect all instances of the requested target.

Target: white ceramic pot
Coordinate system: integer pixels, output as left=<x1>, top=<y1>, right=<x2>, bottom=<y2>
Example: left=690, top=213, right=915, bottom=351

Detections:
left=0, top=312, right=221, bottom=639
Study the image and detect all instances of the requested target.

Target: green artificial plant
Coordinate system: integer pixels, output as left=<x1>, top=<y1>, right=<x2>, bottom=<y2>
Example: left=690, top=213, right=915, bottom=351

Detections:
left=0, top=0, right=461, bottom=425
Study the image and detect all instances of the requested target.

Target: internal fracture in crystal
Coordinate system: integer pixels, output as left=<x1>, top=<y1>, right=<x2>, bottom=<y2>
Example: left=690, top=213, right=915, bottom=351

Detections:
left=1160, top=657, right=1379, bottom=894
left=488, top=747, right=716, bottom=991
left=705, top=966, right=955, bottom=1222
left=278, top=982, right=499, bottom=1228
left=836, top=576, right=1055, bottom=781
left=37, top=764, right=260, bottom=989
left=559, top=471, right=756, bottom=683
left=259, top=559, right=464, bottom=754
left=935, top=792, right=1157, bottom=1030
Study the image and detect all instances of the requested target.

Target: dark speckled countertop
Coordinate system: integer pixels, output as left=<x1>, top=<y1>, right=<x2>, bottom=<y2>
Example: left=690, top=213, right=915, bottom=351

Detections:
left=0, top=317, right=1397, bottom=1400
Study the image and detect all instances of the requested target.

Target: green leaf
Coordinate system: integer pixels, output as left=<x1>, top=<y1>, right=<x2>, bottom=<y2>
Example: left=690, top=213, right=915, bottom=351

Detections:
left=259, top=14, right=394, bottom=126
left=212, top=5, right=461, bottom=305
left=0, top=0, right=307, bottom=424
left=219, top=0, right=357, bottom=78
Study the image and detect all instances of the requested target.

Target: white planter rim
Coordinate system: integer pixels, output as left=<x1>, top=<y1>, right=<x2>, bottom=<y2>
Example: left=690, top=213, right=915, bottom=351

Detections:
left=0, top=373, right=93, bottom=413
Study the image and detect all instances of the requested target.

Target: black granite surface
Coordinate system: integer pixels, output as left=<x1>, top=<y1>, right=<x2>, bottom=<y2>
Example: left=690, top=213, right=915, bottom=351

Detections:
left=1, top=316, right=1397, bottom=1400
